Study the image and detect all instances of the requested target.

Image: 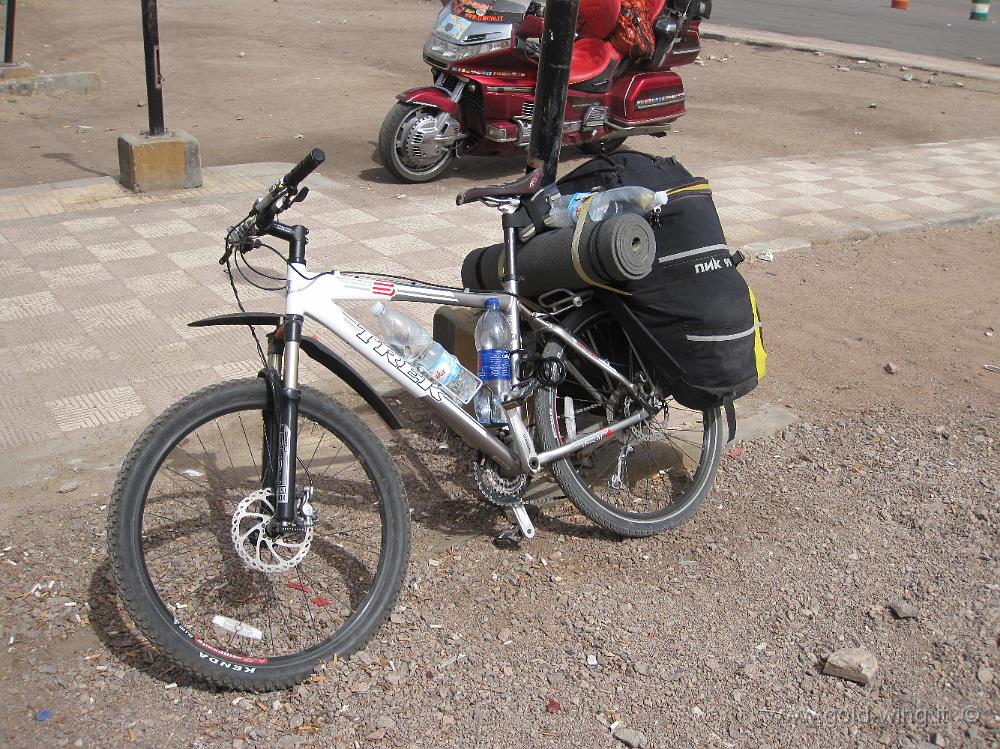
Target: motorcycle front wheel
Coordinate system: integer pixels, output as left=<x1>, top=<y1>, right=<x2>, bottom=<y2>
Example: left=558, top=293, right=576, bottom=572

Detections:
left=378, top=102, right=458, bottom=183
left=108, top=378, right=410, bottom=690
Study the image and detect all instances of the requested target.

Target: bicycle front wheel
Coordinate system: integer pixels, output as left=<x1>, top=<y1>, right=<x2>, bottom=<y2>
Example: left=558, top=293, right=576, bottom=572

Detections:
left=108, top=378, right=409, bottom=690
left=534, top=306, right=724, bottom=538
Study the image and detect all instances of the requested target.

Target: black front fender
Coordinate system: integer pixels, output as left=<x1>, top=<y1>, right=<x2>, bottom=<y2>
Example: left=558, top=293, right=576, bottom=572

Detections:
left=189, top=313, right=402, bottom=430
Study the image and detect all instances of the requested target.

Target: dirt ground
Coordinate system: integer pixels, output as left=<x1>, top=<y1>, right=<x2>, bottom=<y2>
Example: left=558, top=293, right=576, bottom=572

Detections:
left=1, top=1, right=999, bottom=747
left=0, top=221, right=997, bottom=749
left=2, top=0, right=1000, bottom=195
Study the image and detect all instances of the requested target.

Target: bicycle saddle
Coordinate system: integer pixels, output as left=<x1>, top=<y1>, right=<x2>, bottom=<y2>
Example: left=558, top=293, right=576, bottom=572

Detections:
left=456, top=167, right=545, bottom=206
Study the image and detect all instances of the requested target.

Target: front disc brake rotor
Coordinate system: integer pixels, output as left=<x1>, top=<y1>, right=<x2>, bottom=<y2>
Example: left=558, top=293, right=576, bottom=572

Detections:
left=231, top=489, right=312, bottom=573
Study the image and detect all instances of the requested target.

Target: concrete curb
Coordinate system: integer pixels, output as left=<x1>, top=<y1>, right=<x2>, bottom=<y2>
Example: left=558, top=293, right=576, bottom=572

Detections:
left=742, top=206, right=1000, bottom=260
left=0, top=71, right=101, bottom=96
left=702, top=24, right=1000, bottom=82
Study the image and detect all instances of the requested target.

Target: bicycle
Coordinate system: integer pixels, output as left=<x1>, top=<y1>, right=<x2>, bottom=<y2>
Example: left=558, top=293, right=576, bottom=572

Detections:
left=108, top=148, right=724, bottom=690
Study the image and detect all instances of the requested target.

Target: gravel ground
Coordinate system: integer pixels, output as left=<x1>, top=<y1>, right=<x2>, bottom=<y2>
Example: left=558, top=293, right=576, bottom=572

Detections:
left=0, top=224, right=997, bottom=748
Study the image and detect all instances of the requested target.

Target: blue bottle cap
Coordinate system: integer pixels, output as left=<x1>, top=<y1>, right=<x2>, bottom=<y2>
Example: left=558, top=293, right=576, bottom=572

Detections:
left=485, top=297, right=500, bottom=310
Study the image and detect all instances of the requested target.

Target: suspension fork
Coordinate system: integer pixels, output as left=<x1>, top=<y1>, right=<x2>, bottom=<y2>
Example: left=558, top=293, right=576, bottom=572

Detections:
left=266, top=313, right=303, bottom=534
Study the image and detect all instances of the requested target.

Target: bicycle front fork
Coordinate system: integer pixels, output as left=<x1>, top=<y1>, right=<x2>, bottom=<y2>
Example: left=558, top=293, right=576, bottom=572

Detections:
left=265, top=314, right=304, bottom=535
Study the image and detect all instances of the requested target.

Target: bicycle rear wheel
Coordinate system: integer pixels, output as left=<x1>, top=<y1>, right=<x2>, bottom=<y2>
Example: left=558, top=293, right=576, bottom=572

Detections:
left=108, top=378, right=409, bottom=690
left=534, top=306, right=724, bottom=537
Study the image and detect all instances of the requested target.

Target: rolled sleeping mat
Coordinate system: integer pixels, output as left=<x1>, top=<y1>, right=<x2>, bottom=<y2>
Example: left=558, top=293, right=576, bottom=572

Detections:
left=460, top=213, right=655, bottom=297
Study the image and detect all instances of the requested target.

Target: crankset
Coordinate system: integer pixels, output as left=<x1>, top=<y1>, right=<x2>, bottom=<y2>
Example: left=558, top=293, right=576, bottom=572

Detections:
left=473, top=451, right=529, bottom=507
left=472, top=451, right=539, bottom=548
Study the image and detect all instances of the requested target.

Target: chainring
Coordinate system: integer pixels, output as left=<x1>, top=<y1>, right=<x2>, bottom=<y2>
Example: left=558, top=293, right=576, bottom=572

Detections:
left=231, top=488, right=313, bottom=573
left=473, top=452, right=529, bottom=507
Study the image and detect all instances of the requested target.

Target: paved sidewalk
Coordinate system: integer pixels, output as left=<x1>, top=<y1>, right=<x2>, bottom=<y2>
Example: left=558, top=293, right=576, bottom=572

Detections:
left=0, top=138, right=998, bottom=452
left=702, top=24, right=1000, bottom=81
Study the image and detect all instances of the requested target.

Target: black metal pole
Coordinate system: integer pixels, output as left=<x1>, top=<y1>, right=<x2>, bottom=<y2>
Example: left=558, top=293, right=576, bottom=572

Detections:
left=140, top=0, right=166, bottom=135
left=3, top=0, right=16, bottom=65
left=525, top=0, right=579, bottom=186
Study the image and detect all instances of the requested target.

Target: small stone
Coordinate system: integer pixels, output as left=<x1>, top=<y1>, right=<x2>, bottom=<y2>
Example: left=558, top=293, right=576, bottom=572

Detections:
left=586, top=654, right=598, bottom=668
left=972, top=505, right=988, bottom=520
left=613, top=728, right=647, bottom=748
left=954, top=81, right=964, bottom=88
left=498, top=627, right=512, bottom=643
left=884, top=363, right=899, bottom=374
left=58, top=481, right=78, bottom=494
left=836, top=65, right=850, bottom=72
left=868, top=103, right=878, bottom=109
left=289, top=714, right=304, bottom=730
left=375, top=715, right=395, bottom=730
left=977, top=665, right=994, bottom=684
left=902, top=73, right=914, bottom=82
left=634, top=661, right=650, bottom=676
left=823, top=646, right=878, bottom=685
left=238, top=51, right=247, bottom=58
left=888, top=600, right=918, bottom=620
left=973, top=434, right=988, bottom=444
left=137, top=101, right=145, bottom=107
left=931, top=733, right=945, bottom=747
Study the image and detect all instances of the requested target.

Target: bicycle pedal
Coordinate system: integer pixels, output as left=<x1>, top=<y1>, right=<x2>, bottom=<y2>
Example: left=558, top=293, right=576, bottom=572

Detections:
left=493, top=524, right=523, bottom=550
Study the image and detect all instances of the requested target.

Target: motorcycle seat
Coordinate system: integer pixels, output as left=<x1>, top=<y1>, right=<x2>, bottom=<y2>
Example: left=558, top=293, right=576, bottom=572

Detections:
left=569, top=37, right=621, bottom=87
left=570, top=0, right=622, bottom=88
left=578, top=0, right=622, bottom=39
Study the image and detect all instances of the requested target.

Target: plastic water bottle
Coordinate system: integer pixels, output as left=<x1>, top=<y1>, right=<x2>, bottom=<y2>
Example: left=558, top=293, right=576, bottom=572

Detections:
left=371, top=303, right=481, bottom=404
left=473, top=298, right=512, bottom=426
left=544, top=186, right=669, bottom=228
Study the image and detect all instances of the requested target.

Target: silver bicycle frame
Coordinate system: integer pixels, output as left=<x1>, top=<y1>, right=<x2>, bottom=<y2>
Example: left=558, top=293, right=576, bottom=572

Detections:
left=280, top=206, right=648, bottom=477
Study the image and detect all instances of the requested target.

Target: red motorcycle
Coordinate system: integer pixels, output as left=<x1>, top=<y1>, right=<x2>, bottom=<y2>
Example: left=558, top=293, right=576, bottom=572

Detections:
left=379, top=0, right=710, bottom=183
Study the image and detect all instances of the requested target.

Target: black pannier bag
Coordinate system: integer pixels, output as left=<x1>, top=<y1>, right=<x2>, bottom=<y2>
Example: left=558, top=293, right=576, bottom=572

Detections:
left=556, top=151, right=767, bottom=413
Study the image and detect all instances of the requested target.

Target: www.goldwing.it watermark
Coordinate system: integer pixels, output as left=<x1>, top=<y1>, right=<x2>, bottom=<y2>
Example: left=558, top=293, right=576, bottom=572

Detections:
left=754, top=704, right=983, bottom=729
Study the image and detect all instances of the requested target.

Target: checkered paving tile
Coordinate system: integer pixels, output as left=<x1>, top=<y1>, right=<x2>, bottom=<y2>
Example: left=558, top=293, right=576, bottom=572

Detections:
left=0, top=138, right=997, bottom=447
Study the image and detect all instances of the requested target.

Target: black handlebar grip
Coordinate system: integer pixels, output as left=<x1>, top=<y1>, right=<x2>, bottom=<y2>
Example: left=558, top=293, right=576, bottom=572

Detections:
left=283, top=148, right=326, bottom=188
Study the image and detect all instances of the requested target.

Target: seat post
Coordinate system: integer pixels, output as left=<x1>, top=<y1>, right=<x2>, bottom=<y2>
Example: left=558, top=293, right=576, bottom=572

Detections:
left=500, top=203, right=522, bottom=387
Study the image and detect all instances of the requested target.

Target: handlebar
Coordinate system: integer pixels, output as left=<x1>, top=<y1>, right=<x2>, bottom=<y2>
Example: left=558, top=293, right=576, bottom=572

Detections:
left=221, top=148, right=326, bottom=265
left=283, top=148, right=326, bottom=190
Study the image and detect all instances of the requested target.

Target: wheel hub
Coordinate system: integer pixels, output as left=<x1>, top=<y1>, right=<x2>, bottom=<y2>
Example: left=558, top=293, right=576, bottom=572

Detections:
left=399, top=111, right=459, bottom=169
left=231, top=489, right=312, bottom=573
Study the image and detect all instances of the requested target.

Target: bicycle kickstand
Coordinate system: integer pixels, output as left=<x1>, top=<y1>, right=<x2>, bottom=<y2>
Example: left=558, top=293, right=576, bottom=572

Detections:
left=494, top=501, right=536, bottom=549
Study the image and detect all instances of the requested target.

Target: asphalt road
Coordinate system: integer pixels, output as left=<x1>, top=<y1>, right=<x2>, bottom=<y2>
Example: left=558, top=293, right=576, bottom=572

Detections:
left=707, top=0, right=999, bottom=66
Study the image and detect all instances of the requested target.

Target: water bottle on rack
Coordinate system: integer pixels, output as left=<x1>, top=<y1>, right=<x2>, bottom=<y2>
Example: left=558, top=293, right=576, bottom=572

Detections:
left=544, top=186, right=670, bottom=228
left=371, top=302, right=481, bottom=404
left=473, top=298, right=512, bottom=426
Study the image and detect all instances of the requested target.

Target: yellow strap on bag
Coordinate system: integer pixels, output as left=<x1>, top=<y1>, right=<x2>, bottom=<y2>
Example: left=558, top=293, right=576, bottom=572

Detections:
left=748, top=286, right=767, bottom=380
left=569, top=196, right=632, bottom=297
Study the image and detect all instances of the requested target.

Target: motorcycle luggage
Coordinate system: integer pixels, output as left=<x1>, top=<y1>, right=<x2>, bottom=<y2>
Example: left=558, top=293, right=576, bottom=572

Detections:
left=608, top=70, right=685, bottom=125
left=556, top=152, right=767, bottom=411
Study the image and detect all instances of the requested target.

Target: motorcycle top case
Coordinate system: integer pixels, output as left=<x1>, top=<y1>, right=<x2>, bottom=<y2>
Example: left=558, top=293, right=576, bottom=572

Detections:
left=557, top=151, right=767, bottom=411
